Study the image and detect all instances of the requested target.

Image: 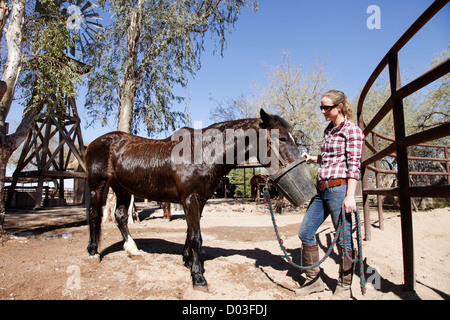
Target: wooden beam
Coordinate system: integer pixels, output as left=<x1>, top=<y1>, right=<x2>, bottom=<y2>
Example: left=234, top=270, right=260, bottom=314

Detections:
left=389, top=52, right=415, bottom=292
left=363, top=187, right=399, bottom=196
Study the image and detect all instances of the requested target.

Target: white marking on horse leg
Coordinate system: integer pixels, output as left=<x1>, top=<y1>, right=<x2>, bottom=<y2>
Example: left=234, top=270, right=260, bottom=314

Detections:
left=89, top=253, right=101, bottom=260
left=123, top=235, right=141, bottom=256
left=88, top=253, right=101, bottom=264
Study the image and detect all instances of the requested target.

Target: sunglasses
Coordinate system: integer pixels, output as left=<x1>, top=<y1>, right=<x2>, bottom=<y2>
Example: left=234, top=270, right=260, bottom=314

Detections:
left=319, top=104, right=338, bottom=111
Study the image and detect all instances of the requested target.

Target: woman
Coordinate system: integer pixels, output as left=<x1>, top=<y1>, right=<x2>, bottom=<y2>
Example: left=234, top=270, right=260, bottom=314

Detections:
left=296, top=90, right=364, bottom=299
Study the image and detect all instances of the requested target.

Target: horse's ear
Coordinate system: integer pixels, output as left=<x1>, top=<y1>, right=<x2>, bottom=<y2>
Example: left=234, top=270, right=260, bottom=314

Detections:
left=259, top=108, right=273, bottom=128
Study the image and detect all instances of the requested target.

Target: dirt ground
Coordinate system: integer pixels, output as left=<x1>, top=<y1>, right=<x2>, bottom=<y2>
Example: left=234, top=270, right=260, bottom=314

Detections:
left=0, top=199, right=449, bottom=300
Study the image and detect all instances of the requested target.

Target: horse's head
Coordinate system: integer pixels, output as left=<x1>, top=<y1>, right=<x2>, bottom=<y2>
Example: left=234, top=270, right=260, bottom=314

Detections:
left=259, top=108, right=300, bottom=171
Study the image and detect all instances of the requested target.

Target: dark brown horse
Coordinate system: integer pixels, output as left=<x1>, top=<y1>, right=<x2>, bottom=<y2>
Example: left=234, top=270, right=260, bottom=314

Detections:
left=84, top=109, right=299, bottom=289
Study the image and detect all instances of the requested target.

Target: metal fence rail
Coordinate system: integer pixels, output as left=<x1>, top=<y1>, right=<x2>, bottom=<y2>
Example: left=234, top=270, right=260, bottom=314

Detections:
left=356, top=0, right=450, bottom=291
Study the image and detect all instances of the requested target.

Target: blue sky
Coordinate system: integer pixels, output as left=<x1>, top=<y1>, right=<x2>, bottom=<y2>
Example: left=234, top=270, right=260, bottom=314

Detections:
left=7, top=0, right=450, bottom=144
left=178, top=0, right=449, bottom=129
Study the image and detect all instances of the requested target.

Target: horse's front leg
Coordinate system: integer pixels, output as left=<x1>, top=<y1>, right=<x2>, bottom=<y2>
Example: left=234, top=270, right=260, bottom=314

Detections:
left=182, top=194, right=207, bottom=290
left=183, top=231, right=192, bottom=268
left=113, top=186, right=141, bottom=257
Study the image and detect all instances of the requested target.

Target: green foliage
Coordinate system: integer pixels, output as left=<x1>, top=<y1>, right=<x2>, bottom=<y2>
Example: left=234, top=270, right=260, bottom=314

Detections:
left=228, top=168, right=260, bottom=197
left=84, top=0, right=257, bottom=135
left=20, top=0, right=83, bottom=114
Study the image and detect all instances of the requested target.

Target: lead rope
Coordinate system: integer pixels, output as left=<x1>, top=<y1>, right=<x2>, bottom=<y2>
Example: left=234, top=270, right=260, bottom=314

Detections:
left=263, top=188, right=367, bottom=295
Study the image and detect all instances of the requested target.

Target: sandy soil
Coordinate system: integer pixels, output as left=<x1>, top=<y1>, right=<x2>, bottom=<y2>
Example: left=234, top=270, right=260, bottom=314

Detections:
left=1, top=199, right=449, bottom=300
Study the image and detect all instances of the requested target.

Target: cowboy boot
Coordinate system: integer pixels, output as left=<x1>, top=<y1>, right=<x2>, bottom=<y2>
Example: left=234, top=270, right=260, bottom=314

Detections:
left=295, top=244, right=326, bottom=296
left=331, top=247, right=355, bottom=300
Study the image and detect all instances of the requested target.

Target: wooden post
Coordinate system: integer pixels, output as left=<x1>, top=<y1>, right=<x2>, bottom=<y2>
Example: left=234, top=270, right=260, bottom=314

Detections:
left=358, top=113, right=372, bottom=241
left=445, top=146, right=449, bottom=186
left=389, top=52, right=415, bottom=291
left=59, top=128, right=65, bottom=199
left=372, top=133, right=384, bottom=230
left=34, top=118, right=51, bottom=209
left=9, top=97, right=87, bottom=208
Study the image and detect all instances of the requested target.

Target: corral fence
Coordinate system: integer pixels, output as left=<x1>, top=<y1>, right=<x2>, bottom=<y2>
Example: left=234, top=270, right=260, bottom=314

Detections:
left=357, top=0, right=450, bottom=291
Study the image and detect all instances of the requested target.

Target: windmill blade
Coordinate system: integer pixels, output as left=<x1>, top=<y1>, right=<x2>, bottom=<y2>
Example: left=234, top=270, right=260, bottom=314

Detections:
left=86, top=20, right=103, bottom=29
left=84, top=12, right=102, bottom=19
left=78, top=35, right=85, bottom=53
left=82, top=33, right=90, bottom=46
left=81, top=1, right=98, bottom=13
left=84, top=27, right=95, bottom=42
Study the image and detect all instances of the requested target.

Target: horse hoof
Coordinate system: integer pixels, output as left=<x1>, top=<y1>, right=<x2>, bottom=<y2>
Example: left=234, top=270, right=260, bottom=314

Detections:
left=124, top=236, right=141, bottom=257
left=88, top=254, right=101, bottom=263
left=193, top=275, right=208, bottom=290
left=193, top=285, right=209, bottom=292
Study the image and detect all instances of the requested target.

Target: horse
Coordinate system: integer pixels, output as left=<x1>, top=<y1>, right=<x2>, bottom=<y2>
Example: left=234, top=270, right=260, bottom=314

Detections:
left=250, top=174, right=271, bottom=201
left=250, top=174, right=284, bottom=213
left=84, top=108, right=300, bottom=290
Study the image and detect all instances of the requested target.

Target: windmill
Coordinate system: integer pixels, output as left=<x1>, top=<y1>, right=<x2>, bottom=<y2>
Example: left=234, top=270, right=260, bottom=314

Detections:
left=7, top=1, right=103, bottom=209
left=59, top=0, right=103, bottom=57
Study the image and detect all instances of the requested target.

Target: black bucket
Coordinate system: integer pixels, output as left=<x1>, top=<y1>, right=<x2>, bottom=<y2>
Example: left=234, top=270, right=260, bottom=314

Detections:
left=269, top=157, right=316, bottom=207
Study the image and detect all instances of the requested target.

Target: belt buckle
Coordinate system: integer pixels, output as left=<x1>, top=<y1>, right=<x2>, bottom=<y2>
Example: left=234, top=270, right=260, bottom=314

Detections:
left=317, top=180, right=328, bottom=190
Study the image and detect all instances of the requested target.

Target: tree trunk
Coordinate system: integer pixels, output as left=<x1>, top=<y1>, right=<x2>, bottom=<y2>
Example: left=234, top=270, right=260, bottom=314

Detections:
left=0, top=156, right=7, bottom=230
left=0, top=0, right=27, bottom=231
left=0, top=0, right=11, bottom=44
left=117, top=80, right=137, bottom=133
left=109, top=6, right=142, bottom=221
left=117, top=6, right=141, bottom=133
left=0, top=109, right=38, bottom=230
left=0, top=0, right=25, bottom=127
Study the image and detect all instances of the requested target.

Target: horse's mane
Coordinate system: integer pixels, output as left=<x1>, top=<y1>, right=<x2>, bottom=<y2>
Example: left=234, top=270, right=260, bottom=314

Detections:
left=207, top=113, right=292, bottom=132
left=174, top=111, right=292, bottom=134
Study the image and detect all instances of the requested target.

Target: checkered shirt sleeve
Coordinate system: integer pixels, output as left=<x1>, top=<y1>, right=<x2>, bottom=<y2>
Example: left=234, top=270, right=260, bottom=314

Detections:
left=317, top=119, right=364, bottom=181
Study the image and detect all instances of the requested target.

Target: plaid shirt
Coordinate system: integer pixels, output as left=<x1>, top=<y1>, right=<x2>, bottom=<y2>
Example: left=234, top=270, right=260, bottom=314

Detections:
left=317, top=118, right=364, bottom=181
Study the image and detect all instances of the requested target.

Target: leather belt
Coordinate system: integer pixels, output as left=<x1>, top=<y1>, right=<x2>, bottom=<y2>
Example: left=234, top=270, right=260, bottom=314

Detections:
left=317, top=178, right=347, bottom=190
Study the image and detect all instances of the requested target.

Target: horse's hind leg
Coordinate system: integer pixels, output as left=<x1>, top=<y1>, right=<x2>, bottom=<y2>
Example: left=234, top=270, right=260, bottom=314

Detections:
left=113, top=185, right=140, bottom=257
left=87, top=181, right=106, bottom=259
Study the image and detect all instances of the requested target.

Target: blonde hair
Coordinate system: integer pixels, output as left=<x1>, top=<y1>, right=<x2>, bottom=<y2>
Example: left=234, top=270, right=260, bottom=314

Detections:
left=322, top=90, right=353, bottom=122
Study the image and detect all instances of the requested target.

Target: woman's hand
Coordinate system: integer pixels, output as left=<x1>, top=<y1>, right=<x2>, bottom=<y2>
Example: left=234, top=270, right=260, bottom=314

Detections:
left=343, top=178, right=358, bottom=213
left=342, top=195, right=357, bottom=213
left=301, top=152, right=318, bottom=163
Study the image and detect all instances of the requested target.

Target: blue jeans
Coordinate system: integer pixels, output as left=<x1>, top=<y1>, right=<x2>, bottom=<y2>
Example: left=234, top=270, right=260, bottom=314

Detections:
left=298, top=184, right=354, bottom=250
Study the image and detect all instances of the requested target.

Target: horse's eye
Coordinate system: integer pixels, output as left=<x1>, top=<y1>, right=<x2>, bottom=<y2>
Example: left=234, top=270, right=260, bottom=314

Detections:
left=279, top=137, right=287, bottom=142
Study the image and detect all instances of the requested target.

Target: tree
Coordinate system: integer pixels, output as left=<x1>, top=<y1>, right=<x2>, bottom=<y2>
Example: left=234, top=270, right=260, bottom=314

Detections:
left=83, top=0, right=256, bottom=223
left=209, top=94, right=253, bottom=123
left=414, top=47, right=449, bottom=132
left=0, top=0, right=81, bottom=229
left=84, top=0, right=257, bottom=136
left=408, top=48, right=449, bottom=208
left=210, top=51, right=332, bottom=154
